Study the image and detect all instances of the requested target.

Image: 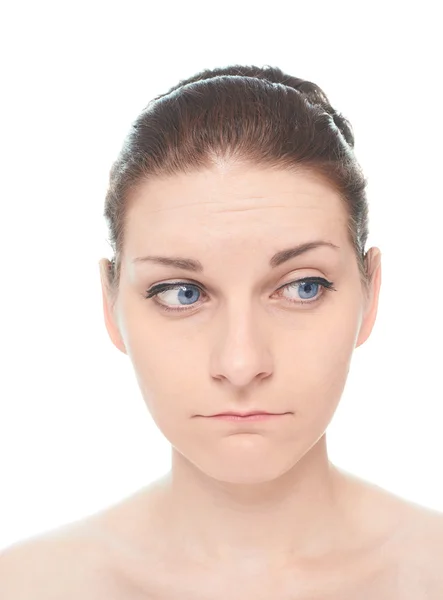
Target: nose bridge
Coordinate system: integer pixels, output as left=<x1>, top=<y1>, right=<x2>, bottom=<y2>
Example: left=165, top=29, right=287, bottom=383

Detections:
left=209, top=295, right=273, bottom=387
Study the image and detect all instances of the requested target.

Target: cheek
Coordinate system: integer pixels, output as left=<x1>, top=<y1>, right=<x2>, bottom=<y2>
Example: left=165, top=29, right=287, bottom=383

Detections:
left=285, top=313, right=359, bottom=428
left=124, top=328, right=198, bottom=426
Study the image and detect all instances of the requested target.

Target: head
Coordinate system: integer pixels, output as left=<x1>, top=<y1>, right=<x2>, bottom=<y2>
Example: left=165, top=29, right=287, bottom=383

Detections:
left=99, top=65, right=381, bottom=484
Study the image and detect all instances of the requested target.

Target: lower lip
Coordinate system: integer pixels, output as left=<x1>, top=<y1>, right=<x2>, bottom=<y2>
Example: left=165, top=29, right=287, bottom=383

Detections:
left=209, top=414, right=285, bottom=421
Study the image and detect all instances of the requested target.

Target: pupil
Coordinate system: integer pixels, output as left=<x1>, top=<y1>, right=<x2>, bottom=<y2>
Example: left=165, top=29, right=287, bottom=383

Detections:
left=176, top=283, right=319, bottom=305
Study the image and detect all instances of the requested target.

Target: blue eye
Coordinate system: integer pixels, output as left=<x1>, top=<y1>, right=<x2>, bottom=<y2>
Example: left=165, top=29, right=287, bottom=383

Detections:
left=145, top=277, right=337, bottom=313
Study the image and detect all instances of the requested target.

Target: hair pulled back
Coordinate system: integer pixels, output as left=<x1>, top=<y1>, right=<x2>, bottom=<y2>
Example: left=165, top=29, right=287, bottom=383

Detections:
left=103, top=64, right=370, bottom=302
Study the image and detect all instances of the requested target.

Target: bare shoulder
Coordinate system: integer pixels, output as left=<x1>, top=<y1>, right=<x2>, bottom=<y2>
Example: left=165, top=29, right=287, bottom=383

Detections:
left=0, top=482, right=168, bottom=599
left=404, top=504, right=443, bottom=565
left=333, top=467, right=443, bottom=595
left=0, top=522, right=125, bottom=599
left=367, top=486, right=443, bottom=594
left=393, top=504, right=443, bottom=596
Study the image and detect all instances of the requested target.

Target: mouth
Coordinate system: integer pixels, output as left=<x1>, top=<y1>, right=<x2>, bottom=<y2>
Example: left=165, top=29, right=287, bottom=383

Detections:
left=210, top=411, right=283, bottom=417
left=206, top=412, right=290, bottom=422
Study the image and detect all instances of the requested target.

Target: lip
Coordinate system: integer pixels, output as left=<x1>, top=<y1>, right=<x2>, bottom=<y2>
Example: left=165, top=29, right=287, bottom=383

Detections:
left=213, top=412, right=275, bottom=417
left=207, top=412, right=289, bottom=422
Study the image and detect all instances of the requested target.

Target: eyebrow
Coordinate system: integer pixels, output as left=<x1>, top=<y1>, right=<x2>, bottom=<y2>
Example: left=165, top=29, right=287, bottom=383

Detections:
left=132, top=240, right=340, bottom=272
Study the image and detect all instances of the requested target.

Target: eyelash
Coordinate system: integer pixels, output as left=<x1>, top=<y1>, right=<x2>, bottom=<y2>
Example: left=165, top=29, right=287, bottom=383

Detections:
left=144, top=277, right=337, bottom=314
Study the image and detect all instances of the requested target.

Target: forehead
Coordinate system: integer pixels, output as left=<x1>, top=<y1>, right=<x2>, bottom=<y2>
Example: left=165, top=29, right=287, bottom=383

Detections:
left=125, top=164, right=348, bottom=251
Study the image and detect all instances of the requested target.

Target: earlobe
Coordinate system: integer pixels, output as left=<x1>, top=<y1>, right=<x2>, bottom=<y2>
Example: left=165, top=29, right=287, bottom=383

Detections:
left=98, top=259, right=127, bottom=355
left=355, top=248, right=382, bottom=349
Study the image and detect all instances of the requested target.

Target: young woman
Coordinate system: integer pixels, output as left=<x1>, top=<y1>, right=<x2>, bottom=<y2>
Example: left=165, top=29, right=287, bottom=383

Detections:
left=2, top=65, right=442, bottom=598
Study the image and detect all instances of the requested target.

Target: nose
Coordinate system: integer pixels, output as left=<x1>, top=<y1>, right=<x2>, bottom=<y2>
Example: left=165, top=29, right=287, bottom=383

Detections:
left=209, top=309, right=273, bottom=388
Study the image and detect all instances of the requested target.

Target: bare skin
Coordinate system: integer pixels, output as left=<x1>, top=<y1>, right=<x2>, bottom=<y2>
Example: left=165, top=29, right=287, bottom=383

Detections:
left=84, top=466, right=443, bottom=599
left=2, top=162, right=442, bottom=597
left=1, top=473, right=443, bottom=598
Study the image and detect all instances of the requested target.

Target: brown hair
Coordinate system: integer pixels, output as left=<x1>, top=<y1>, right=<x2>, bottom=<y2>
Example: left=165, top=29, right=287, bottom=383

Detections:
left=103, top=64, right=370, bottom=305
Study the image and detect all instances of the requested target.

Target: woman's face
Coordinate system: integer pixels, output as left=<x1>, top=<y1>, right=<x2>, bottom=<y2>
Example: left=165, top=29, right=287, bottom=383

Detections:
left=100, top=162, right=381, bottom=483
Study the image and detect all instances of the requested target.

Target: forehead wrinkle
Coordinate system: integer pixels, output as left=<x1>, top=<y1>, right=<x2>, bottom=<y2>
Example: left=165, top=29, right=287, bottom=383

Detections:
left=128, top=170, right=340, bottom=217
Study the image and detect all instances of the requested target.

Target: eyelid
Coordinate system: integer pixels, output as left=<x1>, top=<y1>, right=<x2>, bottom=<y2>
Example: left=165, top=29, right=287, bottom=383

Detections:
left=146, top=272, right=331, bottom=293
left=145, top=276, right=336, bottom=303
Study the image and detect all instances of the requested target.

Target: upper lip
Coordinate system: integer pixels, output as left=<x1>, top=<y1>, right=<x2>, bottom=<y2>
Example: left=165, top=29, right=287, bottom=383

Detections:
left=209, top=410, right=280, bottom=417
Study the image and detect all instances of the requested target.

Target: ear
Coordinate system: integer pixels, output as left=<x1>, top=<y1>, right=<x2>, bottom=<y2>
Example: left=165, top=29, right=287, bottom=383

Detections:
left=98, top=259, right=127, bottom=355
left=355, top=248, right=382, bottom=348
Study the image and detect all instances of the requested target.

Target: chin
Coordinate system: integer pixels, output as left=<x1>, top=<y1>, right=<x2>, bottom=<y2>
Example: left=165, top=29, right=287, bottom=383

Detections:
left=193, top=455, right=297, bottom=485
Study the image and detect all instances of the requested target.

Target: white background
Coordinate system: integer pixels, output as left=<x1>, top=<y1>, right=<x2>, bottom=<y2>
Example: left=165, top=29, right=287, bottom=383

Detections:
left=0, top=1, right=441, bottom=550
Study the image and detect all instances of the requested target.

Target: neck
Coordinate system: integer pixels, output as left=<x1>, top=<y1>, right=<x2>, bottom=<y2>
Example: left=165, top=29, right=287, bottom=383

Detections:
left=153, top=435, right=360, bottom=569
